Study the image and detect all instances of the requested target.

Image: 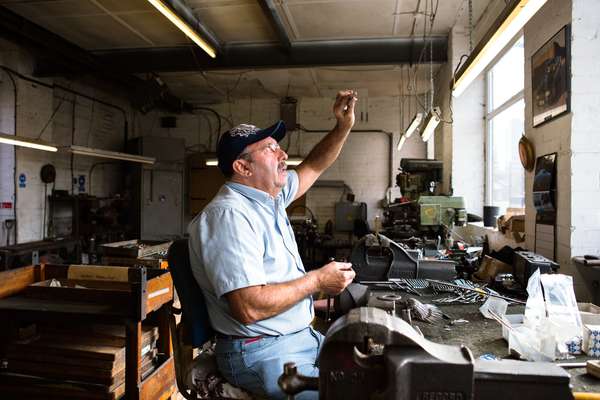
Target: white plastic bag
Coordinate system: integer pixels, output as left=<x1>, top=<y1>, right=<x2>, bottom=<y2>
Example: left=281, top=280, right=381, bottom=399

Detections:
left=480, top=296, right=508, bottom=319
left=513, top=269, right=582, bottom=360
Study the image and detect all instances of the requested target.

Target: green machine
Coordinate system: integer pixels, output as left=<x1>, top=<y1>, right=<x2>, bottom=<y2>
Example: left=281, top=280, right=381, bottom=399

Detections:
left=418, top=196, right=467, bottom=229
left=384, top=159, right=467, bottom=240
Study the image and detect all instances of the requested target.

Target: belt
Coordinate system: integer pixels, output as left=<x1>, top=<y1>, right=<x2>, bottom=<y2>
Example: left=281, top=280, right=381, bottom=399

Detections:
left=216, top=332, right=264, bottom=344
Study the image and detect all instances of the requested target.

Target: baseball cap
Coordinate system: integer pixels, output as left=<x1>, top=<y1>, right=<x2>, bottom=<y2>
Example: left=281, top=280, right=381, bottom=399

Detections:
left=217, top=120, right=286, bottom=175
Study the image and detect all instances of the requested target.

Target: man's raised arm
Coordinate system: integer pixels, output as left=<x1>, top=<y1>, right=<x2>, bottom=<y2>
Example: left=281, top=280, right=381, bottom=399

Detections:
left=294, top=90, right=357, bottom=200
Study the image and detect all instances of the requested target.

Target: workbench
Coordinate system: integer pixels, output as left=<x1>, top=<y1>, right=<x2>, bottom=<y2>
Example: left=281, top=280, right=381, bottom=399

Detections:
left=357, top=288, right=600, bottom=394
left=0, top=264, right=176, bottom=400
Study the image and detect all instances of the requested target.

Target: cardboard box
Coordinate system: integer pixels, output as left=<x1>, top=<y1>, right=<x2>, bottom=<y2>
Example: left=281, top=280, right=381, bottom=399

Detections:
left=473, top=255, right=512, bottom=283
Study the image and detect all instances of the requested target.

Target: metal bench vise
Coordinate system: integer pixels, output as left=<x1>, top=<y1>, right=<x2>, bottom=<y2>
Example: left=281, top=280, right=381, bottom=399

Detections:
left=279, top=307, right=573, bottom=399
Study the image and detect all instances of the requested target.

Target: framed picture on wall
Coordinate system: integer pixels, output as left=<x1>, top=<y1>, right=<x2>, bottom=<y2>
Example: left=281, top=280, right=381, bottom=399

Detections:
left=531, top=25, right=570, bottom=127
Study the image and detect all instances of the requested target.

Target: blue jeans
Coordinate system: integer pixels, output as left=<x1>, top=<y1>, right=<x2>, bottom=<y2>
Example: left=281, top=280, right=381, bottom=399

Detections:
left=215, top=327, right=324, bottom=399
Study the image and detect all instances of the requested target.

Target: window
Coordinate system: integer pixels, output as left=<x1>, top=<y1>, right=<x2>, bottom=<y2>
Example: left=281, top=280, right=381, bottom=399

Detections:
left=486, top=36, right=525, bottom=210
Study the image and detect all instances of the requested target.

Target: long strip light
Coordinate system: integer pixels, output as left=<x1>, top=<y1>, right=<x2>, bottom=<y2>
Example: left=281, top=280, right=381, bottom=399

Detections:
left=0, top=132, right=58, bottom=152
left=420, top=107, right=441, bottom=142
left=397, top=134, right=407, bottom=151
left=70, top=145, right=156, bottom=165
left=405, top=113, right=423, bottom=138
left=146, top=0, right=217, bottom=58
left=205, top=157, right=304, bottom=167
left=452, top=0, right=547, bottom=96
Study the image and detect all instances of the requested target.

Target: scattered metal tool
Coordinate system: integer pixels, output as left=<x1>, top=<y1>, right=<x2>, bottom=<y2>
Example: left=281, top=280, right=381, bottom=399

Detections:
left=427, top=279, right=526, bottom=305
left=406, top=298, right=443, bottom=323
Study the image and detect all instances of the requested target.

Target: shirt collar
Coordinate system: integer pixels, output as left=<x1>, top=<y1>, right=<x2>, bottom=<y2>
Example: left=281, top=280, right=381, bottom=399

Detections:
left=226, top=181, right=279, bottom=203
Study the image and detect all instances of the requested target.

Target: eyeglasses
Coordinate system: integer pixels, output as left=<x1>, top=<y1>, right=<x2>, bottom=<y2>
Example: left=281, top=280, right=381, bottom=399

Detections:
left=238, top=142, right=281, bottom=159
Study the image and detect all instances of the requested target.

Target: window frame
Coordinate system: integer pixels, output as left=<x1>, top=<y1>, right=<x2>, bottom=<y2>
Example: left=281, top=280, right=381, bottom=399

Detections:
left=485, top=34, right=525, bottom=208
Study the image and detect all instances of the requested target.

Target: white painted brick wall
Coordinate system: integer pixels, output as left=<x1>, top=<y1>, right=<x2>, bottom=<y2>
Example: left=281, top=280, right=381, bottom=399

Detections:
left=434, top=23, right=485, bottom=216
left=521, top=0, right=600, bottom=300
left=0, top=43, right=134, bottom=243
left=571, top=0, right=600, bottom=266
left=153, top=95, right=427, bottom=229
left=523, top=0, right=572, bottom=259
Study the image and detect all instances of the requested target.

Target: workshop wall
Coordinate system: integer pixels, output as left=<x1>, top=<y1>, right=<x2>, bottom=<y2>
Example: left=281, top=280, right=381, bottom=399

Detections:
left=148, top=95, right=427, bottom=230
left=523, top=0, right=577, bottom=294
left=569, top=0, right=600, bottom=288
left=434, top=19, right=486, bottom=216
left=0, top=40, right=133, bottom=244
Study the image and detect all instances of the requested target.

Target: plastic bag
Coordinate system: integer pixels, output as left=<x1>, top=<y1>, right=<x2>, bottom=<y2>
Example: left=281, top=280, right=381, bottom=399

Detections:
left=479, top=296, right=508, bottom=319
left=513, top=269, right=582, bottom=360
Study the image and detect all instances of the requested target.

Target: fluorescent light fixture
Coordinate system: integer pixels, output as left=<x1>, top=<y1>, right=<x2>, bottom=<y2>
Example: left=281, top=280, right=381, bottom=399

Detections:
left=70, top=145, right=156, bottom=164
left=397, top=134, right=407, bottom=151
left=0, top=132, right=58, bottom=152
left=405, top=113, right=423, bottom=138
left=146, top=0, right=217, bottom=58
left=421, top=107, right=441, bottom=142
left=452, top=0, right=547, bottom=96
left=204, top=157, right=304, bottom=167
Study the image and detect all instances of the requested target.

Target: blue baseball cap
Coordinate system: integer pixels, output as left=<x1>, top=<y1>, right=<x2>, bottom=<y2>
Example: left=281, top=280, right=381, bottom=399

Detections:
left=217, top=120, right=286, bottom=175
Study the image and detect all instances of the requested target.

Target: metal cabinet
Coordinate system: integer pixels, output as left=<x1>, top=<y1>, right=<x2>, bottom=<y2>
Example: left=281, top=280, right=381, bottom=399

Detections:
left=128, top=136, right=185, bottom=240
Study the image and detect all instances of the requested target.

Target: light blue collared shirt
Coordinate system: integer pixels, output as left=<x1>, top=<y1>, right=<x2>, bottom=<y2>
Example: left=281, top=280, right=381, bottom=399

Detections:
left=188, top=170, right=313, bottom=336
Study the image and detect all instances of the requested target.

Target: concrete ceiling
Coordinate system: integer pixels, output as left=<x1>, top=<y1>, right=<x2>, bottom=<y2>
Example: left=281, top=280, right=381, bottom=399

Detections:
left=0, top=0, right=494, bottom=102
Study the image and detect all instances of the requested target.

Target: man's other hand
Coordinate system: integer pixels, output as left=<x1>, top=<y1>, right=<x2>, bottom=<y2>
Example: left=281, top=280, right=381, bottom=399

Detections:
left=333, top=90, right=357, bottom=132
left=314, top=261, right=355, bottom=295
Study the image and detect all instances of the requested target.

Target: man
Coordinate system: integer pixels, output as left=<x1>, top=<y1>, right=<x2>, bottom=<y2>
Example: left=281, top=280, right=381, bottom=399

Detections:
left=188, top=90, right=357, bottom=399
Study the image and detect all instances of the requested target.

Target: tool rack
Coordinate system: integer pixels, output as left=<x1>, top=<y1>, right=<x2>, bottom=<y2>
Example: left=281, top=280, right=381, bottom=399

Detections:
left=0, top=263, right=175, bottom=400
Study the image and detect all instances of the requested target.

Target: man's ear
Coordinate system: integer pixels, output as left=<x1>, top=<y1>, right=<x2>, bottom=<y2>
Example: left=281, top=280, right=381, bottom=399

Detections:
left=232, top=159, right=252, bottom=177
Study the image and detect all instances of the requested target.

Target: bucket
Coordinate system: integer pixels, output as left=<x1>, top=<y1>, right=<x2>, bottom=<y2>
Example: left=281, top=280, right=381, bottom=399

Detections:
left=483, top=206, right=500, bottom=227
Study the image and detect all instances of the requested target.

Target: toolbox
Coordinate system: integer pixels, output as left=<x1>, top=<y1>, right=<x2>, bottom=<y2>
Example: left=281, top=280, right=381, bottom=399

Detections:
left=513, top=251, right=559, bottom=286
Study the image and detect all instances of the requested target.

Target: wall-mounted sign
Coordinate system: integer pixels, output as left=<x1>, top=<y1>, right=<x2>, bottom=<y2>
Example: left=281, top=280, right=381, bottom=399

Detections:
left=18, top=173, right=26, bottom=188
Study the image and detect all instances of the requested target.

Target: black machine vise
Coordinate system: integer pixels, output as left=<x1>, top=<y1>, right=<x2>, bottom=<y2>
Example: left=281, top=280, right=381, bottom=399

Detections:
left=279, top=307, right=573, bottom=400
left=351, top=234, right=456, bottom=282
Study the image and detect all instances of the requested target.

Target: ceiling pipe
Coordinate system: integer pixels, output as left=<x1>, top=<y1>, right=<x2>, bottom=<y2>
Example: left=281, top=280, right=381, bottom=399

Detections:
left=36, top=37, right=447, bottom=74
left=257, top=0, right=292, bottom=50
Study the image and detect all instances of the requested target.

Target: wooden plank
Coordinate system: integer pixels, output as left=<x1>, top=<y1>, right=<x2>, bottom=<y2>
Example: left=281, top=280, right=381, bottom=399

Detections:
left=11, top=339, right=125, bottom=361
left=6, top=350, right=157, bottom=386
left=6, top=359, right=126, bottom=385
left=146, top=272, right=173, bottom=314
left=0, top=265, right=37, bottom=299
left=40, top=324, right=158, bottom=348
left=0, top=373, right=125, bottom=400
left=139, top=356, right=176, bottom=400
left=6, top=349, right=117, bottom=370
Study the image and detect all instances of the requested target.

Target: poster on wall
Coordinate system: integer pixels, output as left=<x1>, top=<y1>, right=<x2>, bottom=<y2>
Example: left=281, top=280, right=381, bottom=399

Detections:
left=531, top=25, right=570, bottom=127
